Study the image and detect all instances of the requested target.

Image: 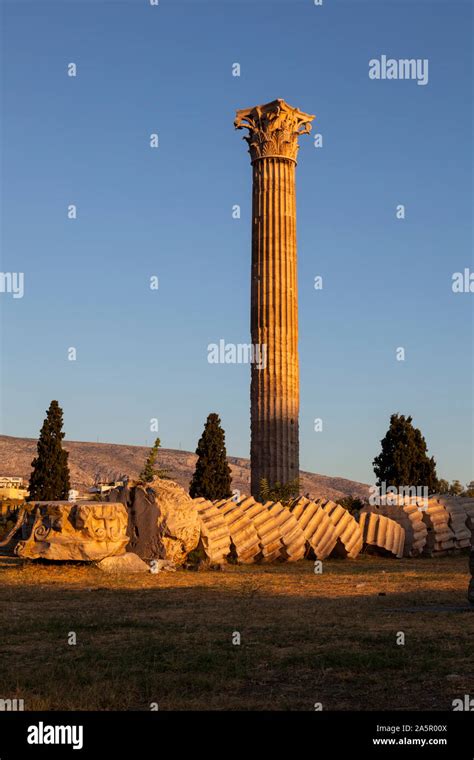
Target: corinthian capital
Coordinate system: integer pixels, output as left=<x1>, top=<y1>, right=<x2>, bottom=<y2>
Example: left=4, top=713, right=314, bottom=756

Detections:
left=234, top=98, right=315, bottom=163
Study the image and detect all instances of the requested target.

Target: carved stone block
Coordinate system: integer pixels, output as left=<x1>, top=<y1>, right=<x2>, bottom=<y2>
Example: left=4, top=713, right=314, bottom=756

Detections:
left=14, top=502, right=129, bottom=561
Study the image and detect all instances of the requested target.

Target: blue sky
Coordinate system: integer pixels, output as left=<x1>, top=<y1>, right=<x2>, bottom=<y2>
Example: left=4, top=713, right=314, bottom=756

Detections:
left=1, top=0, right=472, bottom=485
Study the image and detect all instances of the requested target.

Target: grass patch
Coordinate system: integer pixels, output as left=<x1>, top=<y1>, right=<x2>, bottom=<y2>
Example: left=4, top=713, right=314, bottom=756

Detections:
left=0, top=555, right=472, bottom=710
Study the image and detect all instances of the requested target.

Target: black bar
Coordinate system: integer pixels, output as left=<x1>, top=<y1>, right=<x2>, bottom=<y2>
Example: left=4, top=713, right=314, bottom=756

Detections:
left=0, top=711, right=472, bottom=758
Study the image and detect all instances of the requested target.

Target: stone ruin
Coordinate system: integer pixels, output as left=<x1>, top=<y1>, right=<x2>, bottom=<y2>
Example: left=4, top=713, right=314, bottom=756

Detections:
left=1, top=482, right=473, bottom=600
left=0, top=502, right=129, bottom=561
left=105, top=478, right=200, bottom=565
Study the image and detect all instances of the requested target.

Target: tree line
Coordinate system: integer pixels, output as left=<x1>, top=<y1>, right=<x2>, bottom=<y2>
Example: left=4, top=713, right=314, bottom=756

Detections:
left=26, top=402, right=473, bottom=504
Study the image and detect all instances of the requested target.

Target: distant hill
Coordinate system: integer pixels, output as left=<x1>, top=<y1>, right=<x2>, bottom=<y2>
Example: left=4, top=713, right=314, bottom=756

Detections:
left=0, top=435, right=370, bottom=502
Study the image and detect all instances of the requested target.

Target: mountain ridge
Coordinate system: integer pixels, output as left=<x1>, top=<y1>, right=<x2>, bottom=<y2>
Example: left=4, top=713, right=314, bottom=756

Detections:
left=0, top=434, right=370, bottom=502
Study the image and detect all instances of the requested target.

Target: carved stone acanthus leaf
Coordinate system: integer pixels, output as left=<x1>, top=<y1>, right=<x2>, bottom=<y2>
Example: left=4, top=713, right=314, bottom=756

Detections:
left=234, top=98, right=315, bottom=163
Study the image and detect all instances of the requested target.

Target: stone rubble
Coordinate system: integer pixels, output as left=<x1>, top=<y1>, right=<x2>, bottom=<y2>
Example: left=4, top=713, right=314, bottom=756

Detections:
left=359, top=511, right=405, bottom=558
left=96, top=552, right=150, bottom=573
left=2, top=485, right=473, bottom=603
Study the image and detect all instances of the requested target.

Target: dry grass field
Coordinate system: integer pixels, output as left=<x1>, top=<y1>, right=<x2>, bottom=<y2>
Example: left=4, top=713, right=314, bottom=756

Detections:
left=0, top=555, right=472, bottom=711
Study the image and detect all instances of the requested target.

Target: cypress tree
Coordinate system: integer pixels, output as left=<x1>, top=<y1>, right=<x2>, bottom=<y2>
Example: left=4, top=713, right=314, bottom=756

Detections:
left=138, top=437, right=169, bottom=483
left=29, top=400, right=71, bottom=500
left=373, top=413, right=438, bottom=492
left=189, top=413, right=232, bottom=500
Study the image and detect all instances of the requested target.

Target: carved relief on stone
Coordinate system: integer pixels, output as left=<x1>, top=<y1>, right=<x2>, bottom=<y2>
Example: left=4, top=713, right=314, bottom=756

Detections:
left=74, top=503, right=128, bottom=542
left=14, top=502, right=129, bottom=561
left=234, top=98, right=315, bottom=163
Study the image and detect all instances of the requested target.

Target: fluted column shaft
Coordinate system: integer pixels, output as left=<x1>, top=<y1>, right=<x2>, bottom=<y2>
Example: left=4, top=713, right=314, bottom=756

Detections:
left=250, top=157, right=299, bottom=496
left=234, top=99, right=314, bottom=499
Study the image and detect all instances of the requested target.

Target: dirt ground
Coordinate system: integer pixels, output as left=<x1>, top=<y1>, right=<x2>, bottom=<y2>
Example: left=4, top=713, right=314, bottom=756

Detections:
left=0, top=554, right=472, bottom=711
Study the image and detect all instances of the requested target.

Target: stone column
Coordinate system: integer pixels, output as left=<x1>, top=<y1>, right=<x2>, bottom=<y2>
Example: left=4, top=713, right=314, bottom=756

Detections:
left=235, top=99, right=314, bottom=499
